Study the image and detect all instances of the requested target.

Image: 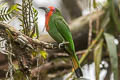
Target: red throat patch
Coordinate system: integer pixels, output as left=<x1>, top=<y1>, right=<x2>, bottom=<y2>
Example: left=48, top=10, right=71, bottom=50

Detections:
left=45, top=6, right=55, bottom=31
left=45, top=10, right=53, bottom=31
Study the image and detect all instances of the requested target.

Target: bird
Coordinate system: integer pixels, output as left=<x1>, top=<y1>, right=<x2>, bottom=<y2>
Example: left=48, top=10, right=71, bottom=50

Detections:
left=39, top=6, right=83, bottom=78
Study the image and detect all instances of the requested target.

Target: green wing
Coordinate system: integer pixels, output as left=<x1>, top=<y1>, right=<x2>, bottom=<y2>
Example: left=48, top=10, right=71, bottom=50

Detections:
left=54, top=16, right=75, bottom=54
left=51, top=14, right=83, bottom=77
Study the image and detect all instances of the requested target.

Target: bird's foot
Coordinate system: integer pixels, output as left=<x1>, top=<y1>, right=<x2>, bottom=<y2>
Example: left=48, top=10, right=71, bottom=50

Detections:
left=58, top=42, right=69, bottom=49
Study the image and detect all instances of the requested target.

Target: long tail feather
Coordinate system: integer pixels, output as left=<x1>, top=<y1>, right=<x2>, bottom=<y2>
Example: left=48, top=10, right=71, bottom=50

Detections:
left=71, top=56, right=83, bottom=78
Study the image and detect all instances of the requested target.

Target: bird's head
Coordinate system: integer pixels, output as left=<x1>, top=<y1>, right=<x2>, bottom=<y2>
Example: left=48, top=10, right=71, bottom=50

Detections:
left=39, top=6, right=60, bottom=15
left=39, top=6, right=61, bottom=31
left=39, top=6, right=55, bottom=13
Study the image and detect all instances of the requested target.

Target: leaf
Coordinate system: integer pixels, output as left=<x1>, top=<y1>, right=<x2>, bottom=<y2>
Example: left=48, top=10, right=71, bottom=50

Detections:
left=3, top=7, right=7, bottom=14
left=0, top=4, right=18, bottom=21
left=32, top=51, right=38, bottom=57
left=40, top=50, right=48, bottom=59
left=32, top=7, right=39, bottom=38
left=93, top=0, right=97, bottom=8
left=32, top=33, right=37, bottom=38
left=94, top=39, right=103, bottom=80
left=1, top=14, right=6, bottom=21
left=14, top=70, right=26, bottom=80
left=8, top=14, right=12, bottom=19
left=5, top=14, right=9, bottom=20
left=35, top=23, right=39, bottom=38
left=32, top=50, right=48, bottom=59
left=18, top=18, right=23, bottom=22
left=9, top=4, right=21, bottom=13
left=104, top=32, right=118, bottom=80
left=108, top=0, right=120, bottom=32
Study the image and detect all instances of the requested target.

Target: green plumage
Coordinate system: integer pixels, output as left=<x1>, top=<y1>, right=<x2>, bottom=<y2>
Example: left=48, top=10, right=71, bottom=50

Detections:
left=47, top=8, right=83, bottom=77
left=48, top=9, right=74, bottom=54
left=39, top=6, right=83, bottom=77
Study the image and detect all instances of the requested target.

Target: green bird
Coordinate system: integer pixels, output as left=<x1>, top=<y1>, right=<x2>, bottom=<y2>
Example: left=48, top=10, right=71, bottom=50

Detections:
left=39, top=6, right=83, bottom=78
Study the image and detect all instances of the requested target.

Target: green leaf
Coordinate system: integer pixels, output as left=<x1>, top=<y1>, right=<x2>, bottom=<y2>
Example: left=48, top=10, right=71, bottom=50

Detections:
left=93, top=0, right=97, bottom=8
left=32, top=51, right=38, bottom=57
left=40, top=50, right=47, bottom=59
left=14, top=70, right=26, bottom=80
left=7, top=4, right=19, bottom=13
left=94, top=39, right=103, bottom=80
left=16, top=3, right=22, bottom=7
left=104, top=33, right=118, bottom=80
left=108, top=0, right=120, bottom=32
left=32, top=50, right=47, bottom=59
left=18, top=18, right=23, bottom=22
left=3, top=7, right=7, bottom=14
left=0, top=4, right=18, bottom=21
left=32, top=33, right=37, bottom=38
left=8, top=14, right=12, bottom=19
left=35, top=23, right=39, bottom=38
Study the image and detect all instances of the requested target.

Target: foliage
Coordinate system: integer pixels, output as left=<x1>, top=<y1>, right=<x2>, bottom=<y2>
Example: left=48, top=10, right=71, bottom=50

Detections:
left=0, top=0, right=39, bottom=38
left=18, top=0, right=39, bottom=38
left=94, top=39, right=103, bottom=80
left=104, top=33, right=118, bottom=80
left=0, top=4, right=19, bottom=21
left=0, top=0, right=43, bottom=80
left=79, top=0, right=119, bottom=80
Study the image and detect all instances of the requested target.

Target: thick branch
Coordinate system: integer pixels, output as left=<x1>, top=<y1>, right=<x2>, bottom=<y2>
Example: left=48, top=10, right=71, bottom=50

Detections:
left=0, top=22, right=61, bottom=50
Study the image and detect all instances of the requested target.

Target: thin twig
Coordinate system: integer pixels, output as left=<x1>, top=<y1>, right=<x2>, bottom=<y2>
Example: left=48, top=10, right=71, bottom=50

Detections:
left=96, top=15, right=100, bottom=35
left=88, top=20, right=93, bottom=46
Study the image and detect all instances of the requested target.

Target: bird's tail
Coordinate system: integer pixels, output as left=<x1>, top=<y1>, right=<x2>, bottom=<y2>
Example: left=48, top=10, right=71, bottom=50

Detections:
left=71, top=55, right=83, bottom=78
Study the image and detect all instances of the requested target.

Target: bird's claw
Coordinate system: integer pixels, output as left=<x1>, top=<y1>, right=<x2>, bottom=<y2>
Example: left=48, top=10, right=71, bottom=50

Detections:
left=58, top=42, right=69, bottom=49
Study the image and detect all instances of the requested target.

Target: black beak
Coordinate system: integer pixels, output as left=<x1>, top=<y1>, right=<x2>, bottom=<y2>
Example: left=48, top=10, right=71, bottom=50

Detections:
left=39, top=7, right=48, bottom=13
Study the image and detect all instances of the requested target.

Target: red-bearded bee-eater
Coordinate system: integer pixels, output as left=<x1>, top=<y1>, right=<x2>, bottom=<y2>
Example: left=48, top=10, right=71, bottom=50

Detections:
left=39, top=6, right=83, bottom=78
